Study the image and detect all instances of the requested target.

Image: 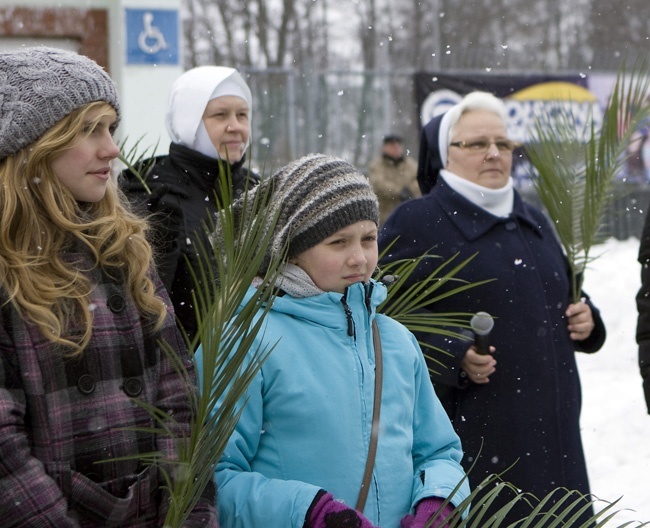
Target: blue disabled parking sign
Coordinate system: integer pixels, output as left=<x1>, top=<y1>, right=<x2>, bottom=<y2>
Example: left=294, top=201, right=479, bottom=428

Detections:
left=126, top=8, right=179, bottom=65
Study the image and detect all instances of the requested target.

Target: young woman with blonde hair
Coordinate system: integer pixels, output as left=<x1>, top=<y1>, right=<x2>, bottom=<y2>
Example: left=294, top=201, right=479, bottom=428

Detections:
left=0, top=46, right=217, bottom=527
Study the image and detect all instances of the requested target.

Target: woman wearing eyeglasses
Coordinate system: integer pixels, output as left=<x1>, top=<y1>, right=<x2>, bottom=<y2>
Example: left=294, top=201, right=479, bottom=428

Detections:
left=378, top=91, right=606, bottom=525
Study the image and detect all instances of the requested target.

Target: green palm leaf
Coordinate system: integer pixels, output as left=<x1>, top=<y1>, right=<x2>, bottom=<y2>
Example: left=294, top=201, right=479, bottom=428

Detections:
left=159, top=164, right=283, bottom=527
left=117, top=136, right=160, bottom=193
left=526, top=57, right=650, bottom=302
left=376, top=241, right=494, bottom=374
left=426, top=469, right=648, bottom=528
left=110, top=154, right=282, bottom=526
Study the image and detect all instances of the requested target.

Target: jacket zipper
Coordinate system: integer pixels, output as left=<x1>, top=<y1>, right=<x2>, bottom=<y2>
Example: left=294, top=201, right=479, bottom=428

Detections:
left=340, top=289, right=356, bottom=338
left=364, top=281, right=374, bottom=316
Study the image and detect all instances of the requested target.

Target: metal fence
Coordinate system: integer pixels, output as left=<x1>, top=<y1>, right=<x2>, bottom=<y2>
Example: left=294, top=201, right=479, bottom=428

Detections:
left=519, top=183, right=650, bottom=241
left=242, top=67, right=420, bottom=173
left=243, top=67, right=650, bottom=241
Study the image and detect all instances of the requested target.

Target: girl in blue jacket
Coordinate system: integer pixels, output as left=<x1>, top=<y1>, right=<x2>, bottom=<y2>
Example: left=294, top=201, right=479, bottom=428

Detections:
left=199, top=153, right=470, bottom=528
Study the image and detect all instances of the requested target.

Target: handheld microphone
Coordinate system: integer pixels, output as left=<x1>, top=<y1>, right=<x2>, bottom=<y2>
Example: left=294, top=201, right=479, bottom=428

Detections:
left=470, top=311, right=494, bottom=355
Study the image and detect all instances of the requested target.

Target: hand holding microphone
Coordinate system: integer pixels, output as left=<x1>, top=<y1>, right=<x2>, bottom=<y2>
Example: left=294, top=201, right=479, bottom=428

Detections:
left=470, top=311, right=494, bottom=355
left=461, top=312, right=496, bottom=384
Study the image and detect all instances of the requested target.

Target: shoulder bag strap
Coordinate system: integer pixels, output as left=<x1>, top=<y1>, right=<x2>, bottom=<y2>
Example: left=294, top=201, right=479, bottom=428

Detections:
left=355, top=318, right=383, bottom=512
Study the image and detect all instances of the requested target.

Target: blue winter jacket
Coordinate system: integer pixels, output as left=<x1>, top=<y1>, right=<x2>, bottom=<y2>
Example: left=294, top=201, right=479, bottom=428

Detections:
left=199, top=280, right=470, bottom=528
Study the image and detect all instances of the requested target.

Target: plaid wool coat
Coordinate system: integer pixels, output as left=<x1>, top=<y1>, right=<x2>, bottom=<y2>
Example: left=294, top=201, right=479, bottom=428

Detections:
left=0, top=251, right=218, bottom=527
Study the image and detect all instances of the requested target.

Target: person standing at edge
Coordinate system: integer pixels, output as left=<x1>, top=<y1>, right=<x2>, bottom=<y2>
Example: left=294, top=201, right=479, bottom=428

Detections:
left=379, top=91, right=606, bottom=524
left=368, top=134, right=420, bottom=224
left=636, top=203, right=650, bottom=414
left=200, top=153, right=471, bottom=528
left=121, top=66, right=259, bottom=346
left=0, top=47, right=218, bottom=527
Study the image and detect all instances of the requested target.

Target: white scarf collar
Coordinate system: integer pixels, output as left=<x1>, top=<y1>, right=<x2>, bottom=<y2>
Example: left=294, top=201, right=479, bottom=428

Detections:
left=440, top=170, right=514, bottom=217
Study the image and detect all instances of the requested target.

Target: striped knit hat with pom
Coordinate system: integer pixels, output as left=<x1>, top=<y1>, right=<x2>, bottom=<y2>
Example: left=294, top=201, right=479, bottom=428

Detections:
left=232, top=153, right=379, bottom=276
left=0, top=46, right=120, bottom=161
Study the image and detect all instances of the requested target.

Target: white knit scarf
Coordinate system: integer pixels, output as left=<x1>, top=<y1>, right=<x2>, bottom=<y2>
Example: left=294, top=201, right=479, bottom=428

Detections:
left=440, top=170, right=514, bottom=217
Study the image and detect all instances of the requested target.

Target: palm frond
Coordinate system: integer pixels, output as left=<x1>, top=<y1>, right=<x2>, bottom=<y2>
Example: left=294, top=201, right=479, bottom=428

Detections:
left=105, top=150, right=281, bottom=526
left=429, top=471, right=648, bottom=528
left=158, top=162, right=283, bottom=527
left=376, top=243, right=494, bottom=375
left=117, top=136, right=160, bottom=193
left=527, top=56, right=650, bottom=302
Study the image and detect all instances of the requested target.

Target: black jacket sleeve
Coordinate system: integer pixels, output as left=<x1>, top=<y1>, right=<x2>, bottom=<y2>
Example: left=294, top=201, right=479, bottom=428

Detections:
left=119, top=165, right=185, bottom=293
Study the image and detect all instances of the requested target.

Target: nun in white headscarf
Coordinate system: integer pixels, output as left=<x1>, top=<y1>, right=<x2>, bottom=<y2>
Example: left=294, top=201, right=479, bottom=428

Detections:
left=120, top=66, right=260, bottom=346
left=166, top=66, right=253, bottom=162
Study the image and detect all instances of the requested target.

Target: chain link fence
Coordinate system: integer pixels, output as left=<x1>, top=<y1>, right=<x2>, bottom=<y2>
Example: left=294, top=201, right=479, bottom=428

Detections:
left=243, top=67, right=649, bottom=241
left=243, top=67, right=419, bottom=174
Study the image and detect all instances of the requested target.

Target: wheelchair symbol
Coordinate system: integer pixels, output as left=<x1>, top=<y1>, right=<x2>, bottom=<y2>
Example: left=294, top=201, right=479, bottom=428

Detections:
left=138, top=12, right=167, bottom=54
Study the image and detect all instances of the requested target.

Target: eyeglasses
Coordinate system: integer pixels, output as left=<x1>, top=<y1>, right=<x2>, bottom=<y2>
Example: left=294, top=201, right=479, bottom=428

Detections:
left=449, top=138, right=520, bottom=154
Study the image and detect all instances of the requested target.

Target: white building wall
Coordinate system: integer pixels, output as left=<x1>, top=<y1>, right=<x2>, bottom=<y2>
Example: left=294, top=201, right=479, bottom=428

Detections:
left=1, top=0, right=183, bottom=155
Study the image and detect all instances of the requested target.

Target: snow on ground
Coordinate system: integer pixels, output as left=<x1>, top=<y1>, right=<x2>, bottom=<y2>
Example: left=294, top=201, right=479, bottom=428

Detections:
left=578, top=237, right=650, bottom=526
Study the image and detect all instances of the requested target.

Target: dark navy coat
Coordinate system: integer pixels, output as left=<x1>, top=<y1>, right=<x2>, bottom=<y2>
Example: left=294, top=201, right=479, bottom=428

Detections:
left=379, top=178, right=606, bottom=522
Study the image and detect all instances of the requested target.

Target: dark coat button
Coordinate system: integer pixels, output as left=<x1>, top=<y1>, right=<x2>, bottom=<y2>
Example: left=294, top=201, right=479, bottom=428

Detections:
left=107, top=294, right=126, bottom=313
left=123, top=377, right=143, bottom=397
left=505, top=221, right=517, bottom=231
left=77, top=374, right=96, bottom=395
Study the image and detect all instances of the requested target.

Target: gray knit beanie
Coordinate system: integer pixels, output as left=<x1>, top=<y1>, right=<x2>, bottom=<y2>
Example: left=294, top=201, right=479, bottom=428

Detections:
left=231, top=153, right=379, bottom=276
left=0, top=46, right=120, bottom=161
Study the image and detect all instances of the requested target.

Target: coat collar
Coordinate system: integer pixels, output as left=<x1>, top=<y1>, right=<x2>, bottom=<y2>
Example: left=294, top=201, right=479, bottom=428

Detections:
left=248, top=280, right=387, bottom=334
left=168, top=142, right=246, bottom=195
left=432, top=178, right=545, bottom=241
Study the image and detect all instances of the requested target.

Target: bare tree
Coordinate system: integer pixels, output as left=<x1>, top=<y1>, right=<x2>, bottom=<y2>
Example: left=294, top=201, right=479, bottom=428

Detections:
left=589, top=0, right=650, bottom=68
left=182, top=0, right=650, bottom=73
left=176, top=0, right=650, bottom=170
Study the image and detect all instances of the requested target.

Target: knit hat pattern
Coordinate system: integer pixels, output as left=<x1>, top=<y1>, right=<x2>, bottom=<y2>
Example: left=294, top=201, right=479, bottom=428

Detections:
left=232, top=153, right=379, bottom=276
left=0, top=46, right=120, bottom=160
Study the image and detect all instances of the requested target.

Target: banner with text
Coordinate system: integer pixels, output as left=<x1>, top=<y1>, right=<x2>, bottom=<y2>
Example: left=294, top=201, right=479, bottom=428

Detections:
left=413, top=72, right=649, bottom=183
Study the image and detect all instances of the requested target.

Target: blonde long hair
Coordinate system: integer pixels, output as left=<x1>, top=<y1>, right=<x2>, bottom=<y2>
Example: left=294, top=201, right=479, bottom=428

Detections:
left=0, top=102, right=167, bottom=355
